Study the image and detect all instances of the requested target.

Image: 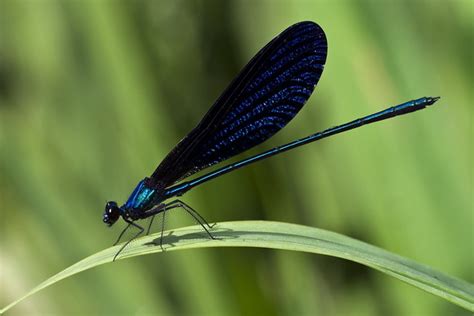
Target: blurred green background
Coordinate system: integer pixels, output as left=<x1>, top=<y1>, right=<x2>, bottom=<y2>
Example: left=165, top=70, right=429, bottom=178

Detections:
left=0, top=0, right=472, bottom=315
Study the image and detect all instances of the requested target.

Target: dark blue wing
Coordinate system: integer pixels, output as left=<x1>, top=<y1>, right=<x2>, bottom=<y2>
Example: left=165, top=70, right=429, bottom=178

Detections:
left=147, top=21, right=327, bottom=189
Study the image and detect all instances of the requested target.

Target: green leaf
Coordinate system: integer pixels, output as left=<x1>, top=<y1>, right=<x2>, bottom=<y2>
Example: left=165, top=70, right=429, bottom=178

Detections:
left=2, top=221, right=473, bottom=313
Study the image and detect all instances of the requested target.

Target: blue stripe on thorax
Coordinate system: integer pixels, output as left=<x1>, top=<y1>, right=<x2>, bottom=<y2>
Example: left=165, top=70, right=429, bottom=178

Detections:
left=123, top=179, right=156, bottom=211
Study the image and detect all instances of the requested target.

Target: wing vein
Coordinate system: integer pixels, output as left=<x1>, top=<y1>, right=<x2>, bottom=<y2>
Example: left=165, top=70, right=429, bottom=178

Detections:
left=147, top=21, right=327, bottom=189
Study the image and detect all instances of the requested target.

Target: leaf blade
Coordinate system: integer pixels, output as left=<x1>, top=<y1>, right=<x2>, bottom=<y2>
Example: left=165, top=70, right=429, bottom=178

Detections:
left=2, top=221, right=472, bottom=314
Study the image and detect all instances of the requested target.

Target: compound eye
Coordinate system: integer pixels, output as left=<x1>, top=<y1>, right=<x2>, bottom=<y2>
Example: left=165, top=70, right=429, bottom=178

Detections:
left=106, top=201, right=118, bottom=211
left=103, top=201, right=121, bottom=225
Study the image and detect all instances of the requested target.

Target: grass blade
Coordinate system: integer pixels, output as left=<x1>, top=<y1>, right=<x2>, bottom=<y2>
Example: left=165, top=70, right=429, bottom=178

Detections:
left=2, top=221, right=472, bottom=313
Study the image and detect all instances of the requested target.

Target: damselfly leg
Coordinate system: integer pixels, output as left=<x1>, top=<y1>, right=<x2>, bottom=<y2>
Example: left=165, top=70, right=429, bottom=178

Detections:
left=112, top=200, right=216, bottom=260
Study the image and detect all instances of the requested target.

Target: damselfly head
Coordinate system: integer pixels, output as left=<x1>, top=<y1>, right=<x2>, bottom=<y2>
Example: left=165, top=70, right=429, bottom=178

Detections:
left=103, top=201, right=120, bottom=226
